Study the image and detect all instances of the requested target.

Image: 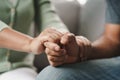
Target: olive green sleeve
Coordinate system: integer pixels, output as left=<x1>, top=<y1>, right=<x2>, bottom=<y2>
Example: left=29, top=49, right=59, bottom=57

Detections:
left=34, top=0, right=69, bottom=33
left=0, top=20, right=9, bottom=31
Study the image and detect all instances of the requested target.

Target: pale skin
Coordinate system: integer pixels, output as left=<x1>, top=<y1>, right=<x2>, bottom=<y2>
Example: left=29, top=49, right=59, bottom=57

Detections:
left=44, top=24, right=120, bottom=66
left=0, top=27, right=63, bottom=55
left=0, top=24, right=119, bottom=67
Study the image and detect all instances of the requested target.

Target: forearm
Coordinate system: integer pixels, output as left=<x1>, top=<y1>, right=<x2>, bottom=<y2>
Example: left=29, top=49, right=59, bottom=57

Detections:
left=88, top=24, right=120, bottom=59
left=77, top=24, right=120, bottom=61
left=0, top=28, right=33, bottom=53
left=88, top=36, right=120, bottom=60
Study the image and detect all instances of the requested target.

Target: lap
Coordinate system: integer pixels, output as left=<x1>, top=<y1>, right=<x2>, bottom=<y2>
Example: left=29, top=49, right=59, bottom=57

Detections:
left=36, top=57, right=120, bottom=80
left=0, top=67, right=37, bottom=80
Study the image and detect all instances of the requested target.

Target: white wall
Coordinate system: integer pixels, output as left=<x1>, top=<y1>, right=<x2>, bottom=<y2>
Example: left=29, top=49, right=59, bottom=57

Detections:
left=79, top=0, right=106, bottom=41
left=51, top=0, right=80, bottom=34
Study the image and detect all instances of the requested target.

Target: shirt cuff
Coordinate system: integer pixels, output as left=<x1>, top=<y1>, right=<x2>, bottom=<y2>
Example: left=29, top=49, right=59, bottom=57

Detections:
left=0, top=21, right=9, bottom=31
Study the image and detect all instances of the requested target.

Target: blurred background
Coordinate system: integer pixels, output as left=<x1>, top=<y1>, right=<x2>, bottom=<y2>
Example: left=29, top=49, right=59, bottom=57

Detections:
left=34, top=0, right=106, bottom=72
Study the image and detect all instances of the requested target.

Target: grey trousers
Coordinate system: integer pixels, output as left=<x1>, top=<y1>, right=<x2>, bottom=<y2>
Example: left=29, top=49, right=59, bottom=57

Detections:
left=36, top=57, right=120, bottom=80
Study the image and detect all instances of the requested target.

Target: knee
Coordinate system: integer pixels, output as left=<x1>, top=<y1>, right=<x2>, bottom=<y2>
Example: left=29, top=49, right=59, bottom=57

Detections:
left=36, top=65, right=78, bottom=80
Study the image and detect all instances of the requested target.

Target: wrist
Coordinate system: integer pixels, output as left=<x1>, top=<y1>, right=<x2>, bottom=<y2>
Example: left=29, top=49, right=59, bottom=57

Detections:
left=86, top=44, right=94, bottom=60
left=22, top=37, right=33, bottom=53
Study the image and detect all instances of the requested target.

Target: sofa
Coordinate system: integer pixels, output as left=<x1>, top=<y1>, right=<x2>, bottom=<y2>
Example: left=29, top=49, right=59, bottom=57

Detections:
left=34, top=0, right=106, bottom=72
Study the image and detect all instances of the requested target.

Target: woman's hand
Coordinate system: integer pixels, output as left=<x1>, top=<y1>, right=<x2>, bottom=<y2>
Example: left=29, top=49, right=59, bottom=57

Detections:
left=29, top=28, right=63, bottom=54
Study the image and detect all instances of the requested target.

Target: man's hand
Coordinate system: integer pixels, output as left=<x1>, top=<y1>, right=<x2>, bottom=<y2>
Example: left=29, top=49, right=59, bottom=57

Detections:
left=76, top=36, right=91, bottom=61
left=44, top=32, right=80, bottom=66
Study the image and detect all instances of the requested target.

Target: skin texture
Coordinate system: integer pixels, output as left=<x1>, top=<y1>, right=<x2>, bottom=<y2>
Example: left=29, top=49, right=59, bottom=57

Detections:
left=44, top=24, right=120, bottom=66
left=0, top=27, right=63, bottom=55
left=0, top=24, right=119, bottom=67
left=89, top=24, right=120, bottom=59
left=44, top=32, right=80, bottom=66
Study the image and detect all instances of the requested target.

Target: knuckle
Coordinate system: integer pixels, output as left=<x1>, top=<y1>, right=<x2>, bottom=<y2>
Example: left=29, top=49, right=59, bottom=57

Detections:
left=45, top=48, right=50, bottom=55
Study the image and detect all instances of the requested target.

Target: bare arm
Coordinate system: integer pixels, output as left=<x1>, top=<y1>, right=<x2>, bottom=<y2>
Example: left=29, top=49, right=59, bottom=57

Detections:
left=43, top=24, right=120, bottom=66
left=0, top=28, right=62, bottom=54
left=0, top=28, right=33, bottom=52
left=88, top=24, right=120, bottom=59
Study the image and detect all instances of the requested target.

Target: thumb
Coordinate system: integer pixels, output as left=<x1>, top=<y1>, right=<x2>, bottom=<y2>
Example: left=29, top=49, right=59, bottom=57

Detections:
left=30, top=38, right=45, bottom=55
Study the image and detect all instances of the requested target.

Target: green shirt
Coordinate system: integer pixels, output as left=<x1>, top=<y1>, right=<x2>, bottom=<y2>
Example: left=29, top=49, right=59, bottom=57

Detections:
left=0, top=0, right=68, bottom=73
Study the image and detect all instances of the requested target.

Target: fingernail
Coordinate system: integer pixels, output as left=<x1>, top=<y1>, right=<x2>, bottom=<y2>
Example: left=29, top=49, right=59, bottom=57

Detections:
left=55, top=46, right=60, bottom=51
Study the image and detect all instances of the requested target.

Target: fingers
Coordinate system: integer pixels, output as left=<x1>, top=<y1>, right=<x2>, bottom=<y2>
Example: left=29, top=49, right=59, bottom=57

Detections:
left=76, top=36, right=84, bottom=59
left=41, top=28, right=63, bottom=37
left=39, top=28, right=63, bottom=43
left=44, top=42, right=61, bottom=51
left=76, top=36, right=91, bottom=61
left=45, top=47, right=66, bottom=56
left=61, top=32, right=76, bottom=45
left=32, top=28, right=62, bottom=54
left=61, top=32, right=79, bottom=57
left=77, top=36, right=91, bottom=47
left=47, top=55, right=66, bottom=62
left=48, top=60, right=64, bottom=67
left=42, top=30, right=92, bottom=66
left=45, top=47, right=67, bottom=66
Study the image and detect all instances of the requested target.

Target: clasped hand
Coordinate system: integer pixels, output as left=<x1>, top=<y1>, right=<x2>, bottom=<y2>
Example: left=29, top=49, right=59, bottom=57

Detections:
left=30, top=28, right=91, bottom=66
